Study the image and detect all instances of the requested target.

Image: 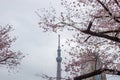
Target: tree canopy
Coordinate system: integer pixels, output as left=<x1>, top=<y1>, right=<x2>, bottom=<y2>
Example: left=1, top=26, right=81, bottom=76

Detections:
left=0, top=25, right=24, bottom=69
left=38, top=0, right=120, bottom=79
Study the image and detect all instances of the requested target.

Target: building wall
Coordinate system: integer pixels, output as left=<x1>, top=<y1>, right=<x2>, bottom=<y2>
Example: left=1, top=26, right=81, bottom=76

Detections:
left=81, top=61, right=106, bottom=80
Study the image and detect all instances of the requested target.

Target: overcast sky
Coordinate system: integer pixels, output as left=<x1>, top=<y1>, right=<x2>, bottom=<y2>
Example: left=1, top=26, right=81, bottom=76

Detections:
left=0, top=0, right=66, bottom=80
left=0, top=0, right=120, bottom=80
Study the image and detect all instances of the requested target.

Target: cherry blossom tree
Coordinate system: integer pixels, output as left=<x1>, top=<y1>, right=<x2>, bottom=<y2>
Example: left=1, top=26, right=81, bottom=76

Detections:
left=37, top=0, right=120, bottom=79
left=35, top=73, right=66, bottom=80
left=0, top=25, right=24, bottom=69
left=64, top=38, right=120, bottom=80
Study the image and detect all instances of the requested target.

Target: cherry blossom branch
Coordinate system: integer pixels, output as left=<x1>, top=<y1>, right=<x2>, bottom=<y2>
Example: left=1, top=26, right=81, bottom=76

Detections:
left=97, top=0, right=120, bottom=23
left=97, top=0, right=112, bottom=16
left=74, top=68, right=120, bottom=80
left=99, top=30, right=120, bottom=34
left=114, top=0, right=120, bottom=8
left=61, top=21, right=120, bottom=42
left=0, top=56, right=14, bottom=63
left=81, top=30, right=120, bottom=42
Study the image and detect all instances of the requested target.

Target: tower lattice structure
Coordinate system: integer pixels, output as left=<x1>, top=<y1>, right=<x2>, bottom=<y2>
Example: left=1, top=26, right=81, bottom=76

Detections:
left=56, top=35, right=62, bottom=80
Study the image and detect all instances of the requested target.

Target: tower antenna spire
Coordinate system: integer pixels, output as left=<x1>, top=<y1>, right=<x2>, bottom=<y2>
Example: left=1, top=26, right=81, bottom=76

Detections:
left=58, top=34, right=60, bottom=49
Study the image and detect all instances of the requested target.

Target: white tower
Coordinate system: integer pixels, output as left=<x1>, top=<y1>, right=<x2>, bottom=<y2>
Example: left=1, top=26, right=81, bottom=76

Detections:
left=56, top=35, right=62, bottom=80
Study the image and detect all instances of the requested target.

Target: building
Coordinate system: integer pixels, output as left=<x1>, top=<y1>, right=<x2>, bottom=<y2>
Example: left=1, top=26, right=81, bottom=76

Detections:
left=81, top=60, right=106, bottom=80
